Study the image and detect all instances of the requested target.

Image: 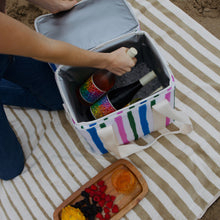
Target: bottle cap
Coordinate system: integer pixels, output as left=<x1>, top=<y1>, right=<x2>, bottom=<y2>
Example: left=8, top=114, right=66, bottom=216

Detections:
left=139, top=71, right=157, bottom=86
left=127, top=47, right=138, bottom=58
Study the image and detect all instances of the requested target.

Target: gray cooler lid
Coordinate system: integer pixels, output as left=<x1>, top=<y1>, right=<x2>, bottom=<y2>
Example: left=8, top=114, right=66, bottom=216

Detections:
left=34, top=0, right=139, bottom=50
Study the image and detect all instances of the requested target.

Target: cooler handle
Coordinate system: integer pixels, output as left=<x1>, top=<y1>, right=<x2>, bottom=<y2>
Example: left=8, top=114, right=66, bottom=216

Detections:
left=97, top=99, right=192, bottom=158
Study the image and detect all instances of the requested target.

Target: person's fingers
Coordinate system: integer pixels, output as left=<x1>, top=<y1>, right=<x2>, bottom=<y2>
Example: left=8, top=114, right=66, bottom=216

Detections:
left=51, top=0, right=77, bottom=13
left=63, top=0, right=78, bottom=7
left=117, top=67, right=132, bottom=76
left=132, top=57, right=137, bottom=66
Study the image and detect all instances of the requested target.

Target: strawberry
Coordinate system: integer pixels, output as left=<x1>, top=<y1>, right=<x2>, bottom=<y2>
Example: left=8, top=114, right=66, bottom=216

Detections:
left=98, top=199, right=105, bottom=207
left=90, top=184, right=97, bottom=191
left=95, top=191, right=102, bottom=196
left=96, top=212, right=103, bottom=219
left=105, top=194, right=111, bottom=202
left=93, top=195, right=100, bottom=202
left=104, top=207, right=110, bottom=213
left=89, top=190, right=95, bottom=197
left=85, top=188, right=91, bottom=193
left=106, top=201, right=113, bottom=209
left=110, top=195, right=116, bottom=202
left=101, top=192, right=106, bottom=199
left=100, top=185, right=107, bottom=192
left=97, top=180, right=105, bottom=186
left=112, top=204, right=119, bottom=213
left=105, top=213, right=111, bottom=219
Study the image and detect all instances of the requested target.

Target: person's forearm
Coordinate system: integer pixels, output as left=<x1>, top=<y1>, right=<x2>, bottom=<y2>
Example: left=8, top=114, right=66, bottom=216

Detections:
left=33, top=37, right=111, bottom=69
left=0, top=12, right=110, bottom=69
left=0, top=12, right=136, bottom=75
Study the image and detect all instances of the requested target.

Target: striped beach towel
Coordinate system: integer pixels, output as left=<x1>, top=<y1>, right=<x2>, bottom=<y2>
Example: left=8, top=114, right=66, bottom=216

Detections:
left=0, top=0, right=219, bottom=219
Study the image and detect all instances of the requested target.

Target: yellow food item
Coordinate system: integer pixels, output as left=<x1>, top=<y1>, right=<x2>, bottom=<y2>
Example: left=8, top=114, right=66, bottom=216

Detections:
left=61, top=205, right=86, bottom=220
left=111, top=168, right=136, bottom=194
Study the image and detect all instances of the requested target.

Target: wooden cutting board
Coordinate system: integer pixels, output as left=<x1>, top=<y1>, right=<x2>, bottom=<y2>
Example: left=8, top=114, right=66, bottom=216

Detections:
left=53, top=159, right=148, bottom=220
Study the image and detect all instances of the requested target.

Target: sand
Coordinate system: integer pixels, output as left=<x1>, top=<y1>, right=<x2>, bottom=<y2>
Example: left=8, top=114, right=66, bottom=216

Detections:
left=170, top=0, right=220, bottom=39
left=4, top=0, right=220, bottom=219
left=5, top=0, right=48, bottom=28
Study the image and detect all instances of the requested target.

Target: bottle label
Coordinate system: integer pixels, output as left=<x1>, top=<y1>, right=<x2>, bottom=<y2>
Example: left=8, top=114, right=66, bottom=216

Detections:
left=79, top=75, right=105, bottom=104
left=90, top=95, right=116, bottom=119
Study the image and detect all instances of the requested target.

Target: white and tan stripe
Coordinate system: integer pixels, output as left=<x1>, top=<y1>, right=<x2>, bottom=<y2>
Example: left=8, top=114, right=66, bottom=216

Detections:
left=160, top=49, right=220, bottom=102
left=158, top=128, right=220, bottom=190
left=129, top=0, right=220, bottom=65
left=157, top=0, right=220, bottom=50
left=3, top=109, right=64, bottom=218
left=138, top=152, right=203, bottom=213
left=1, top=188, right=21, bottom=219
left=130, top=154, right=195, bottom=219
left=0, top=200, right=10, bottom=220
left=129, top=3, right=220, bottom=83
left=142, top=176, right=187, bottom=219
left=14, top=176, right=50, bottom=219
left=139, top=198, right=163, bottom=220
left=175, top=98, right=220, bottom=145
left=2, top=181, right=34, bottom=219
left=151, top=141, right=213, bottom=202
left=14, top=109, right=73, bottom=199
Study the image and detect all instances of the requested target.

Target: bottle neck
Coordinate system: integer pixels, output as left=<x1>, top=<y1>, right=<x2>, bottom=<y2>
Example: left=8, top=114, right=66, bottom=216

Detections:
left=139, top=71, right=157, bottom=86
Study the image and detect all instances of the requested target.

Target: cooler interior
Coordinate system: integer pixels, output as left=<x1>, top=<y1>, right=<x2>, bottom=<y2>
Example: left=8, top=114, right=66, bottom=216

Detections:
left=56, top=32, right=171, bottom=122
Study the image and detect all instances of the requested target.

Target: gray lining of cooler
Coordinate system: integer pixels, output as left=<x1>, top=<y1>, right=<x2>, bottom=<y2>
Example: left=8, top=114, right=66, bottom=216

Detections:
left=56, top=32, right=171, bottom=122
left=35, top=0, right=139, bottom=51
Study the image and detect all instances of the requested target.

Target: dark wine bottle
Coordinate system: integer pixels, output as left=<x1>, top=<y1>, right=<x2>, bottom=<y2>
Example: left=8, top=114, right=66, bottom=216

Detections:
left=78, top=47, right=138, bottom=105
left=89, top=70, right=157, bottom=119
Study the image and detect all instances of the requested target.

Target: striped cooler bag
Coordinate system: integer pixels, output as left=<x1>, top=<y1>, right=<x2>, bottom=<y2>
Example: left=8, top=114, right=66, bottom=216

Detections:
left=35, top=0, right=192, bottom=157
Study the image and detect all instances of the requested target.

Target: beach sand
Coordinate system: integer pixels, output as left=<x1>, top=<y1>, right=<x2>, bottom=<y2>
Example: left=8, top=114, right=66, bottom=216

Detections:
left=170, top=0, right=220, bottom=39
left=5, top=0, right=220, bottom=219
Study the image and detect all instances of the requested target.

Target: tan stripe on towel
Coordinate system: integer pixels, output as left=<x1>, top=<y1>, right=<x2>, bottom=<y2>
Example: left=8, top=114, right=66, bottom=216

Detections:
left=51, top=114, right=91, bottom=182
left=25, top=160, right=60, bottom=208
left=170, top=66, right=220, bottom=113
left=1, top=185, right=22, bottom=219
left=139, top=20, right=219, bottom=89
left=7, top=108, right=65, bottom=209
left=146, top=147, right=207, bottom=209
left=129, top=0, right=220, bottom=56
left=11, top=181, right=36, bottom=219
left=20, top=174, right=51, bottom=218
left=130, top=154, right=196, bottom=219
left=131, top=0, right=219, bottom=74
left=18, top=109, right=72, bottom=205
left=131, top=202, right=151, bottom=219
left=9, top=107, right=33, bottom=152
left=155, top=127, right=220, bottom=195
left=0, top=197, right=12, bottom=220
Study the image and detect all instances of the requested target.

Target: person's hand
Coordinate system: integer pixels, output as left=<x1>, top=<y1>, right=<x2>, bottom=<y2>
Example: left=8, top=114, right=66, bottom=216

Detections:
left=105, top=47, right=137, bottom=76
left=29, top=0, right=78, bottom=13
